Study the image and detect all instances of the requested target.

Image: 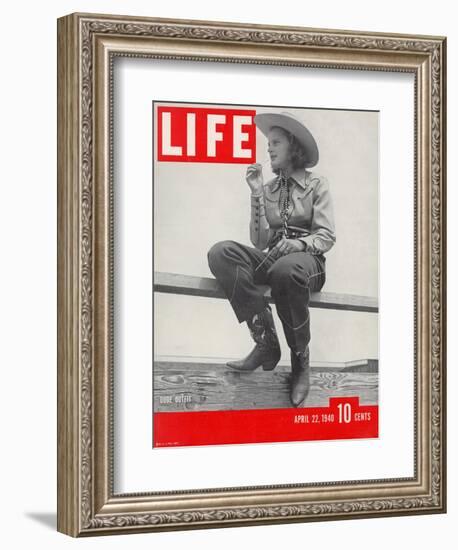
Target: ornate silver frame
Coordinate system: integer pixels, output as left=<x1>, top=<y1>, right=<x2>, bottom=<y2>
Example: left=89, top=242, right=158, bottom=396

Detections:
left=57, top=13, right=446, bottom=536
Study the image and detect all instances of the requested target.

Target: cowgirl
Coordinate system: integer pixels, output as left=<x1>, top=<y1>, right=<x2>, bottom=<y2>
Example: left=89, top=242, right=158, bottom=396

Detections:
left=208, top=112, right=336, bottom=407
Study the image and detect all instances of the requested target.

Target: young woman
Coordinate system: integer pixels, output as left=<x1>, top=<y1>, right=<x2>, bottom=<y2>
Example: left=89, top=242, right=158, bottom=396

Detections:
left=208, top=111, right=336, bottom=407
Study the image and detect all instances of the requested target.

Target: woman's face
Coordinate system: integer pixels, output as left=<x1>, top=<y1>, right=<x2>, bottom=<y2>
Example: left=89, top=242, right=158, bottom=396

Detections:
left=267, top=127, right=292, bottom=172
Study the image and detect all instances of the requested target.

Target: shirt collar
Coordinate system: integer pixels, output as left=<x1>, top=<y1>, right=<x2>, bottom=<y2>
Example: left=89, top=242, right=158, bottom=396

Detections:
left=289, top=168, right=308, bottom=189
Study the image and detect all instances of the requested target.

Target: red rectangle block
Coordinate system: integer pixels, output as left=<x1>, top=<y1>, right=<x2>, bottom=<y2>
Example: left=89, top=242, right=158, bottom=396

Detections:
left=153, top=397, right=378, bottom=448
left=156, top=106, right=257, bottom=164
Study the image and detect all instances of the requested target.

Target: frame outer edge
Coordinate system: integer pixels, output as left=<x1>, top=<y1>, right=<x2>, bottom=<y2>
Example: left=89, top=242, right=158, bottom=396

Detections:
left=57, top=14, right=82, bottom=537
left=439, top=37, right=446, bottom=512
left=69, top=11, right=447, bottom=41
left=443, top=37, right=447, bottom=512
left=57, top=12, right=447, bottom=535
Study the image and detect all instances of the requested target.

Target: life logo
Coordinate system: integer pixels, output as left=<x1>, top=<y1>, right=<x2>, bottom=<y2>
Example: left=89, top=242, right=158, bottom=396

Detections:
left=156, top=105, right=257, bottom=164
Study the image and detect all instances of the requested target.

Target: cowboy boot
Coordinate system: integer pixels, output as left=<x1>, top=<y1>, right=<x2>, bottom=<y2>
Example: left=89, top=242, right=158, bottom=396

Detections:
left=290, top=347, right=311, bottom=406
left=227, top=305, right=281, bottom=371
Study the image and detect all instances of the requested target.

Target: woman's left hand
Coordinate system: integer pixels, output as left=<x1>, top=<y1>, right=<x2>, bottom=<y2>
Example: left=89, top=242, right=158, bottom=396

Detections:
left=274, top=238, right=306, bottom=257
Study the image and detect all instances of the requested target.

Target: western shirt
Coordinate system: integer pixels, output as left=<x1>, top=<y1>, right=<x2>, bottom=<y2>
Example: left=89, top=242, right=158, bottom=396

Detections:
left=249, top=168, right=336, bottom=254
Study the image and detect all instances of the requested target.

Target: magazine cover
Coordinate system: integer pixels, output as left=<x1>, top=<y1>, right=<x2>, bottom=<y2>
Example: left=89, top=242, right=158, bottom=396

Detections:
left=152, top=101, right=379, bottom=448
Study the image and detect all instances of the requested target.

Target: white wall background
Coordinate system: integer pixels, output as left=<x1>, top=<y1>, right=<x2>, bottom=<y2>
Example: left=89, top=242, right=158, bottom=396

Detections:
left=0, top=0, right=453, bottom=548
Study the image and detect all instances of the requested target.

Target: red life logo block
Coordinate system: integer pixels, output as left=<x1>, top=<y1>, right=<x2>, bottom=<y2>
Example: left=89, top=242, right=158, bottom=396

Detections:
left=156, top=106, right=257, bottom=164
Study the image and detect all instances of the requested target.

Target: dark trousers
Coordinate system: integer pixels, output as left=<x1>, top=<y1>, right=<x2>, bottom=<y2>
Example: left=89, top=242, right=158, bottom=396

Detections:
left=207, top=240, right=326, bottom=352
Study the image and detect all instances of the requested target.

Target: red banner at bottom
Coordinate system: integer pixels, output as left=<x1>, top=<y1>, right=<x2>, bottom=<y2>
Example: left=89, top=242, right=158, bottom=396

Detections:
left=153, top=397, right=378, bottom=448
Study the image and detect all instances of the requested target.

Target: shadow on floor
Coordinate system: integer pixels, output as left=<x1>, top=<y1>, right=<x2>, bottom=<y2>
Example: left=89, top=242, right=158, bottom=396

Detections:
left=25, top=512, right=56, bottom=530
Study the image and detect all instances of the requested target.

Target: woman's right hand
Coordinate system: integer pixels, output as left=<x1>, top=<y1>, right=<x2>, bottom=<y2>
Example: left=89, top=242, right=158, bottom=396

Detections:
left=246, top=163, right=264, bottom=195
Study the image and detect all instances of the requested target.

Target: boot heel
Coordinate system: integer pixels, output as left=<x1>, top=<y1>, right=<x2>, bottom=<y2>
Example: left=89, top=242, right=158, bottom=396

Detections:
left=262, top=361, right=277, bottom=371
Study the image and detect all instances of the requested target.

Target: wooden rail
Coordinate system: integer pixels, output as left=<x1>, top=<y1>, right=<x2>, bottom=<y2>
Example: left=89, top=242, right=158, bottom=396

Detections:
left=153, top=271, right=378, bottom=313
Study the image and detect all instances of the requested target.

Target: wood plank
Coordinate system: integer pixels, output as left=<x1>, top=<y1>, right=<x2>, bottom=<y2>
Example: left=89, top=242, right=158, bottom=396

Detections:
left=153, top=361, right=378, bottom=412
left=153, top=271, right=378, bottom=313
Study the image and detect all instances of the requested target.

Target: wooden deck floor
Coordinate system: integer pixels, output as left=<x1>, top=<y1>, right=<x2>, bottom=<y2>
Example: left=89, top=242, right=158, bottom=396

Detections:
left=153, top=361, right=378, bottom=412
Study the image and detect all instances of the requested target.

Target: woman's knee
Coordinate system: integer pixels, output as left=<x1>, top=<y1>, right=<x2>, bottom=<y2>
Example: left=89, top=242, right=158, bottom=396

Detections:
left=269, top=258, right=307, bottom=289
left=207, top=240, right=236, bottom=269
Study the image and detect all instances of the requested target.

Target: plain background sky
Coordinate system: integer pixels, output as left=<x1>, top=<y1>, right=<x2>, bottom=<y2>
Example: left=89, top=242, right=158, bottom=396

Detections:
left=0, top=1, right=454, bottom=549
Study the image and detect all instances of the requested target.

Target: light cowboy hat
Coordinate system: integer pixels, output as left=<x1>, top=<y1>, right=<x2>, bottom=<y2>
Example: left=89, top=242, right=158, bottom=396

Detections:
left=253, top=111, right=319, bottom=168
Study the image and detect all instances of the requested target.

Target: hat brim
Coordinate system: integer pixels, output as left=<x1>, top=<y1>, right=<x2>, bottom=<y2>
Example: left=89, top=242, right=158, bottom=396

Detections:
left=254, top=112, right=319, bottom=168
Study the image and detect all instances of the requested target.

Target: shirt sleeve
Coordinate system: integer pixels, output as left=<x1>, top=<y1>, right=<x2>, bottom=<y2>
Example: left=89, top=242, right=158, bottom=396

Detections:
left=249, top=191, right=273, bottom=251
left=298, top=176, right=336, bottom=254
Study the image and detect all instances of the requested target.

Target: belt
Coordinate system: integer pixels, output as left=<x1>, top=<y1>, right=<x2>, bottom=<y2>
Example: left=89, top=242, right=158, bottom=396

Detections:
left=268, top=227, right=310, bottom=249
